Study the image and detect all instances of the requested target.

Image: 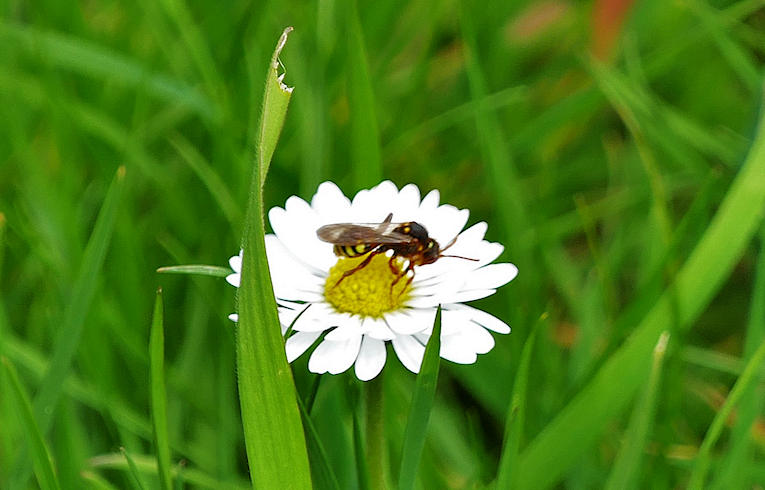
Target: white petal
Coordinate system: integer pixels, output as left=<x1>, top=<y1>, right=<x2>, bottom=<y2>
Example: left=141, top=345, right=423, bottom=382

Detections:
left=286, top=331, right=321, bottom=362
left=229, top=252, right=243, bottom=273
left=308, top=336, right=362, bottom=375
left=391, top=335, right=426, bottom=373
left=265, top=235, right=326, bottom=300
left=461, top=263, right=518, bottom=290
left=391, top=184, right=421, bottom=220
left=385, top=308, right=436, bottom=335
left=293, top=304, right=346, bottom=332
left=225, top=273, right=241, bottom=287
left=269, top=199, right=336, bottom=272
left=448, top=304, right=511, bottom=334
left=428, top=206, right=469, bottom=246
left=311, top=181, right=352, bottom=221
left=228, top=313, right=238, bottom=322
left=440, top=289, right=497, bottom=303
left=440, top=335, right=478, bottom=364
left=458, top=321, right=496, bottom=354
left=351, top=181, right=398, bottom=221
left=355, top=336, right=386, bottom=381
left=362, top=317, right=396, bottom=340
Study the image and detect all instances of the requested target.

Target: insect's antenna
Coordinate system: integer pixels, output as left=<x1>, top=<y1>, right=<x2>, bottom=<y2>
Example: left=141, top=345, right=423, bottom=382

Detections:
left=440, top=254, right=479, bottom=262
left=441, top=234, right=459, bottom=252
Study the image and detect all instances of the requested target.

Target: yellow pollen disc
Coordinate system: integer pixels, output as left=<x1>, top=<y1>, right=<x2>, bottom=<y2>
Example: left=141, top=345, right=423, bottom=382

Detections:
left=324, top=253, right=411, bottom=318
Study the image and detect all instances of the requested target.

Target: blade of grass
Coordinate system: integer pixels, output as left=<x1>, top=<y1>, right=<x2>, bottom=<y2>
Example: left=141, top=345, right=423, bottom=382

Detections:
left=0, top=22, right=217, bottom=121
left=710, top=225, right=765, bottom=489
left=1, top=357, right=61, bottom=490
left=10, top=166, right=126, bottom=488
left=156, top=265, right=231, bottom=277
left=604, top=331, right=670, bottom=490
left=495, top=313, right=544, bottom=489
left=169, top=135, right=241, bottom=228
left=398, top=306, right=442, bottom=490
left=518, top=94, right=765, bottom=489
left=352, top=383, right=371, bottom=490
left=347, top=0, right=382, bottom=190
left=687, top=336, right=765, bottom=489
left=149, top=288, right=172, bottom=490
left=237, top=27, right=311, bottom=490
left=88, top=453, right=249, bottom=489
left=120, top=447, right=147, bottom=490
left=32, top=166, right=126, bottom=426
left=297, top=394, right=341, bottom=490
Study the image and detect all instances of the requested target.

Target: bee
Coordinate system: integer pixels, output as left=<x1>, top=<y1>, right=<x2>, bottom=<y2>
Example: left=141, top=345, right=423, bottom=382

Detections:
left=317, top=213, right=475, bottom=290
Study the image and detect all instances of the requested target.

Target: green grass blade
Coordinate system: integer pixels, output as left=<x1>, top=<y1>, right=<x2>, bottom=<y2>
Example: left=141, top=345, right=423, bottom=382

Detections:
left=687, top=335, right=765, bottom=489
left=237, top=27, right=311, bottom=489
left=347, top=0, right=382, bottom=189
left=120, top=447, right=147, bottom=490
left=398, top=307, right=442, bottom=490
left=9, top=166, right=126, bottom=487
left=169, top=135, right=241, bottom=228
left=32, top=166, right=126, bottom=426
left=495, top=313, right=544, bottom=489
left=88, top=453, right=249, bottom=489
left=256, top=27, right=294, bottom=187
left=156, top=265, right=231, bottom=277
left=711, top=225, right=765, bottom=489
left=1, top=357, right=61, bottom=490
left=0, top=21, right=217, bottom=121
left=604, top=332, right=670, bottom=490
left=518, top=96, right=765, bottom=489
left=149, top=288, right=172, bottom=490
left=297, top=394, right=341, bottom=490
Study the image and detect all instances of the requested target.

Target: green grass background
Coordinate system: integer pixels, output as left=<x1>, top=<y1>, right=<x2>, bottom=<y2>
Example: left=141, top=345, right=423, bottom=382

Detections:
left=1, top=0, right=765, bottom=488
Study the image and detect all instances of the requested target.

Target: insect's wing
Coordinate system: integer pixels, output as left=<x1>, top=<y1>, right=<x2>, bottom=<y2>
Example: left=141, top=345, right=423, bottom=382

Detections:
left=317, top=222, right=412, bottom=245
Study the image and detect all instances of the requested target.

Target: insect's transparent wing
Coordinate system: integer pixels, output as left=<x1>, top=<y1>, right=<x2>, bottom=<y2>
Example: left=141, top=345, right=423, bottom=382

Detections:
left=316, top=223, right=411, bottom=245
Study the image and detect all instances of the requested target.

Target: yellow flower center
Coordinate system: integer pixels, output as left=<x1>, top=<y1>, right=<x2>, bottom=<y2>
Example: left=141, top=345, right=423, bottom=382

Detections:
left=324, top=253, right=411, bottom=318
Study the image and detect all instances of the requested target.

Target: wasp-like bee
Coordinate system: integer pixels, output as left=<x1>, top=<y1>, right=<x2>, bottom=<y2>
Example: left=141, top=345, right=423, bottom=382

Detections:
left=317, top=213, right=475, bottom=289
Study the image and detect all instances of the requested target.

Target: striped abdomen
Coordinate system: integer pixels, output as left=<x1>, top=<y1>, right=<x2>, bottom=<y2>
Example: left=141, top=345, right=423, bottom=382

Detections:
left=333, top=243, right=375, bottom=258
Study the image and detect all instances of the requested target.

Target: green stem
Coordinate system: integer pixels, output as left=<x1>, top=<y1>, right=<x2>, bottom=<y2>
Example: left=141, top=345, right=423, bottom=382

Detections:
left=366, top=375, right=386, bottom=490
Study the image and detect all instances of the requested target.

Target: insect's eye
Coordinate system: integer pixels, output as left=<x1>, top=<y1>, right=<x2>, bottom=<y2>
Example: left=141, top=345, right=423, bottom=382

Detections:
left=402, top=226, right=411, bottom=233
left=427, top=242, right=434, bottom=248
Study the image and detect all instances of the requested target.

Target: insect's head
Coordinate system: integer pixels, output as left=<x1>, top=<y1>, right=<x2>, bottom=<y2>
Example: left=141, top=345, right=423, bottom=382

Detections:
left=421, top=238, right=440, bottom=265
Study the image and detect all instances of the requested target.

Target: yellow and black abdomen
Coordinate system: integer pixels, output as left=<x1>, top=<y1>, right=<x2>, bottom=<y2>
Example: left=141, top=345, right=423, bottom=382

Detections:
left=334, top=243, right=375, bottom=258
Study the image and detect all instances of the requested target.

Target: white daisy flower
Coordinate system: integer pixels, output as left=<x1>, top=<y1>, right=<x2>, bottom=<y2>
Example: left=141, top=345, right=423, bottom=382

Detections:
left=226, top=181, right=518, bottom=381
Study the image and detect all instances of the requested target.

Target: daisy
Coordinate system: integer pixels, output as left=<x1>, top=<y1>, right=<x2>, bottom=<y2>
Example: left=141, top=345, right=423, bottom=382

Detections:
left=226, top=181, right=517, bottom=381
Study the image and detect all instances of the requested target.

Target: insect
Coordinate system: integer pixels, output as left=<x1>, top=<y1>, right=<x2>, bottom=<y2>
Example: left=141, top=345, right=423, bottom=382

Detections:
left=316, top=213, right=476, bottom=290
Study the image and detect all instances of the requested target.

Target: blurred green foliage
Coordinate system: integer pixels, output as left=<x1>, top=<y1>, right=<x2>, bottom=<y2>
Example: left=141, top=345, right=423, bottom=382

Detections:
left=1, top=0, right=764, bottom=488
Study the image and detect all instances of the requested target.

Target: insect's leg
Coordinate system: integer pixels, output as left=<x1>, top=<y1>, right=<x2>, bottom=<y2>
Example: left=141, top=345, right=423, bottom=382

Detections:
left=387, top=254, right=401, bottom=276
left=333, top=250, right=379, bottom=288
left=390, top=260, right=414, bottom=287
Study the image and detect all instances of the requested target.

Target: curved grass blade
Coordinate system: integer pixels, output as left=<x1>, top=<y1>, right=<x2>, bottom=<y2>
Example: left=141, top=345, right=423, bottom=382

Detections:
left=297, top=394, right=341, bottom=490
left=120, top=447, right=147, bottom=490
left=398, top=306, right=442, bottom=490
left=149, top=288, right=172, bottom=490
left=518, top=96, right=765, bottom=489
left=156, top=265, right=231, bottom=277
left=604, top=332, right=670, bottom=490
left=0, top=22, right=217, bottom=121
left=710, top=225, right=765, bottom=489
left=1, top=357, right=61, bottom=490
left=495, top=313, right=544, bottom=489
left=10, top=166, right=126, bottom=488
left=347, top=0, right=382, bottom=189
left=237, top=27, right=311, bottom=489
left=88, top=453, right=250, bottom=489
left=687, top=336, right=765, bottom=489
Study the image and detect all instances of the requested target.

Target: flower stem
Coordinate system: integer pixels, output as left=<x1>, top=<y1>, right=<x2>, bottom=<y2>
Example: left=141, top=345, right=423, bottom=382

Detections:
left=365, top=374, right=386, bottom=490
